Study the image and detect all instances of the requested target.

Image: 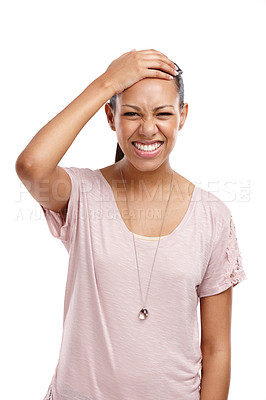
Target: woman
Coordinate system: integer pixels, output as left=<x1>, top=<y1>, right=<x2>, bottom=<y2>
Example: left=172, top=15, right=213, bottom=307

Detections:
left=15, top=49, right=247, bottom=400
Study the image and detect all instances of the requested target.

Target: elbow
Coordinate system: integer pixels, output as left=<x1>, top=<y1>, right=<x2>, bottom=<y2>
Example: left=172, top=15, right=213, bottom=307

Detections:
left=15, top=155, right=42, bottom=180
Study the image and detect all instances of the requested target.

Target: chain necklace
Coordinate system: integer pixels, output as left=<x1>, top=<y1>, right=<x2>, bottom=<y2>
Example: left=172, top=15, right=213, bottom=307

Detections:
left=119, top=164, right=174, bottom=320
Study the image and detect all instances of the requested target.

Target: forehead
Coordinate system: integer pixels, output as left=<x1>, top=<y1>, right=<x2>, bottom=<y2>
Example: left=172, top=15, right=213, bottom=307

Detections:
left=116, top=78, right=179, bottom=108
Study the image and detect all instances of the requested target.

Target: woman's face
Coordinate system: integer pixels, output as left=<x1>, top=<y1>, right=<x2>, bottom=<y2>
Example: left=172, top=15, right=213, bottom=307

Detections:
left=105, top=78, right=188, bottom=170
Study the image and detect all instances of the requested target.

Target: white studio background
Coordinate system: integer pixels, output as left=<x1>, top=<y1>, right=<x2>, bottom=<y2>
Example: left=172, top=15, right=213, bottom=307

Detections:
left=1, top=0, right=265, bottom=399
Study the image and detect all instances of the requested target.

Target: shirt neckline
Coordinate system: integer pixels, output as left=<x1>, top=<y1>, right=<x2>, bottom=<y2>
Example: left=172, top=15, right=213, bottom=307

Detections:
left=95, top=168, right=198, bottom=247
left=133, top=232, right=169, bottom=240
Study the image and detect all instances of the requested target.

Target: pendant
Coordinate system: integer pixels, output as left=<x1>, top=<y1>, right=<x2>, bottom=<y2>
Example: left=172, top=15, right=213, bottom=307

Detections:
left=139, top=308, right=149, bottom=319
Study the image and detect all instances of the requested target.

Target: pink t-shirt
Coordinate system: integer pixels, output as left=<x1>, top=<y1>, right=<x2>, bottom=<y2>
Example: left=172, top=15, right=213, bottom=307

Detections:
left=41, top=166, right=247, bottom=400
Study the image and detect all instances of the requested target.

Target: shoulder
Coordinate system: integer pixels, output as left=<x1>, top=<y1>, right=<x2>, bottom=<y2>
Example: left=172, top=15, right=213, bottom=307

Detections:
left=174, top=172, right=232, bottom=227
left=195, top=186, right=232, bottom=226
left=61, top=166, right=97, bottom=180
left=60, top=166, right=101, bottom=195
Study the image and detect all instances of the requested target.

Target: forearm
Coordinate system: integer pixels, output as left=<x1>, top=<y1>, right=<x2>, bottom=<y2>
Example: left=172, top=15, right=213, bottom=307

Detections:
left=16, top=73, right=114, bottom=179
left=200, top=351, right=231, bottom=400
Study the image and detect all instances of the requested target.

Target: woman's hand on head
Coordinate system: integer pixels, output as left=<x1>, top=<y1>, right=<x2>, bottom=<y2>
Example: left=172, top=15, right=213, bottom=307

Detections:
left=103, top=49, right=178, bottom=95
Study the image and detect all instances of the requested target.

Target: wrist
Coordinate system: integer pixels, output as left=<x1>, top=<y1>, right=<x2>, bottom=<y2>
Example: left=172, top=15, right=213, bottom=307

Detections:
left=96, top=72, right=118, bottom=98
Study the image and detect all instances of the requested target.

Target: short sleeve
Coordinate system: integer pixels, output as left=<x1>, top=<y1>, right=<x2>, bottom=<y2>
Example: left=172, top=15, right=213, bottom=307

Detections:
left=197, top=214, right=247, bottom=298
left=40, top=167, right=79, bottom=246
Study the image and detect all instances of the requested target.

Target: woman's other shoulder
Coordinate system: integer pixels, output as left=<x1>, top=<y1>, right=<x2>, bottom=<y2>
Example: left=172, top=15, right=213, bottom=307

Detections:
left=195, top=185, right=232, bottom=224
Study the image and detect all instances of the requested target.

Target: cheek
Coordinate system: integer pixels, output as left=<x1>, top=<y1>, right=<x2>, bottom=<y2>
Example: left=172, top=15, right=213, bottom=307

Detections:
left=171, top=133, right=178, bottom=145
left=158, top=119, right=179, bottom=133
left=116, top=120, right=139, bottom=135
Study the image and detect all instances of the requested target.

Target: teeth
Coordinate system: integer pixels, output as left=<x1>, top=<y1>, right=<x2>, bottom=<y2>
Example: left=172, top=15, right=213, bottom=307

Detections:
left=133, top=142, right=162, bottom=151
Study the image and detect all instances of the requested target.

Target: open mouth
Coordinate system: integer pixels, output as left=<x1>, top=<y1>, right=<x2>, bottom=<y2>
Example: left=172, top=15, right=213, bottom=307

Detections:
left=132, top=141, right=164, bottom=152
left=131, top=141, right=164, bottom=158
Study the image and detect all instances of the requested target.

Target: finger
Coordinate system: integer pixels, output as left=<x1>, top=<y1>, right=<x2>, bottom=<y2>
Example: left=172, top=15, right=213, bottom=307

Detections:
left=137, top=49, right=167, bottom=56
left=136, top=49, right=172, bottom=62
left=143, top=59, right=178, bottom=76
left=136, top=48, right=171, bottom=60
left=137, top=51, right=178, bottom=71
left=144, top=68, right=175, bottom=81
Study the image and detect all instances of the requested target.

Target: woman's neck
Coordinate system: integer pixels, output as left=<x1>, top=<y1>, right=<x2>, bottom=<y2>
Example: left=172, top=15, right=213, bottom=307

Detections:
left=117, top=158, right=173, bottom=187
left=115, top=158, right=175, bottom=203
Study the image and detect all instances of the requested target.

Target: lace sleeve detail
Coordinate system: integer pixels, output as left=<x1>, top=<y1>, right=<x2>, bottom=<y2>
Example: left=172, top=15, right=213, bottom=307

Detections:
left=197, top=213, right=247, bottom=298
left=224, top=216, right=246, bottom=287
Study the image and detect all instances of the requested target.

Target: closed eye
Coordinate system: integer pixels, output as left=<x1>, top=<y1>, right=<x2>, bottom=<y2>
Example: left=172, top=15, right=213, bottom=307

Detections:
left=123, top=112, right=139, bottom=116
left=123, top=112, right=173, bottom=116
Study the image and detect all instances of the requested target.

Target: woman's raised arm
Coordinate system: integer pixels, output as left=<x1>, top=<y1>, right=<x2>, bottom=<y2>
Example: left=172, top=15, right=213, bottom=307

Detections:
left=15, top=74, right=115, bottom=180
left=15, top=49, right=178, bottom=213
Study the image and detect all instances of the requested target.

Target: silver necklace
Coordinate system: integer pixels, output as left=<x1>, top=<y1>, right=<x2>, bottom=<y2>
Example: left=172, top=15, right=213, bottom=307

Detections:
left=119, top=164, right=174, bottom=320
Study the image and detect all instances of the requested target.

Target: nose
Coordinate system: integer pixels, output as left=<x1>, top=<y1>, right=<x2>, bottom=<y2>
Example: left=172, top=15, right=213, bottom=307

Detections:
left=138, top=116, right=159, bottom=136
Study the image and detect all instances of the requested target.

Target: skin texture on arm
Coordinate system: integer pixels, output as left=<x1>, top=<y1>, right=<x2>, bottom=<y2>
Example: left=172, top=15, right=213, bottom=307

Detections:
left=199, top=286, right=232, bottom=400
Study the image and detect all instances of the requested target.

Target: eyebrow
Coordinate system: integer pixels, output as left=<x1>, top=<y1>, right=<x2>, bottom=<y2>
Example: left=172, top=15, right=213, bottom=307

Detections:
left=121, top=104, right=174, bottom=111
